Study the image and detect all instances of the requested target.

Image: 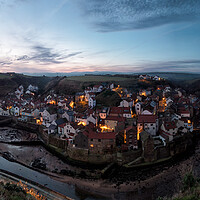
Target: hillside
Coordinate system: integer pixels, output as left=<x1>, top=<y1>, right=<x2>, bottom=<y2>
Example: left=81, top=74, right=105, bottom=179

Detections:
left=52, top=75, right=172, bottom=95
left=1, top=72, right=200, bottom=98
left=0, top=73, right=56, bottom=97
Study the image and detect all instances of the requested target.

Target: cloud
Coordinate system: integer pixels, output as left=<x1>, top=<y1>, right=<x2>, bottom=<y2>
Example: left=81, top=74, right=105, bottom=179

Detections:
left=17, top=44, right=82, bottom=64
left=0, top=0, right=28, bottom=8
left=78, top=0, right=200, bottom=32
left=134, top=59, right=200, bottom=72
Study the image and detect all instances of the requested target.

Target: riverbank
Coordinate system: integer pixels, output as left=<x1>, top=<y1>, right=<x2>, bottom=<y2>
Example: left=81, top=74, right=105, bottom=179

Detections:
left=0, top=170, right=72, bottom=200
left=1, top=139, right=200, bottom=200
left=0, top=126, right=200, bottom=199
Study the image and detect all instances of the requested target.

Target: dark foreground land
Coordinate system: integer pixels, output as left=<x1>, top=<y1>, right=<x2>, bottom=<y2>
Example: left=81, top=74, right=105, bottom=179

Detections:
left=0, top=127, right=200, bottom=199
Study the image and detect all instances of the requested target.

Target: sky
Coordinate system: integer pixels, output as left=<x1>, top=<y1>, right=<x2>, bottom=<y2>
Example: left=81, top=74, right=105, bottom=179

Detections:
left=0, top=0, right=200, bottom=74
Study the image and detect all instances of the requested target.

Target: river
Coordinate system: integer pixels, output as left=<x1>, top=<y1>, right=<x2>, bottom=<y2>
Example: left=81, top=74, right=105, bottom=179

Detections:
left=0, top=156, right=105, bottom=200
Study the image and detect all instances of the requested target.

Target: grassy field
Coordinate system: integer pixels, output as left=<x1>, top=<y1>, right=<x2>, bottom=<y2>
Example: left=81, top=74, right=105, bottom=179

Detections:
left=66, top=75, right=136, bottom=82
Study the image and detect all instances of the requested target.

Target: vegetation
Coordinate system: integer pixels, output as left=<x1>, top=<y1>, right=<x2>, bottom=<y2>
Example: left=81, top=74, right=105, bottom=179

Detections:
left=96, top=90, right=121, bottom=107
left=157, top=173, right=200, bottom=200
left=0, top=182, right=35, bottom=200
left=0, top=73, right=55, bottom=97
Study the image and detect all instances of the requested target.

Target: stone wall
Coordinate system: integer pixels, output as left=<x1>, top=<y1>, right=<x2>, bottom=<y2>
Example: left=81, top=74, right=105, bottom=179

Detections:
left=67, top=146, right=116, bottom=164
left=117, top=150, right=142, bottom=164
left=49, top=135, right=68, bottom=150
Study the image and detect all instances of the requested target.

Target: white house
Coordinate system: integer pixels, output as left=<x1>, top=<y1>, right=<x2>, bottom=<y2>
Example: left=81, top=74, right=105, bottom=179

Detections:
left=160, top=121, right=178, bottom=141
left=88, top=97, right=96, bottom=108
left=135, top=102, right=142, bottom=115
left=0, top=108, right=10, bottom=116
left=87, top=114, right=96, bottom=125
left=58, top=122, right=79, bottom=142
left=10, top=106, right=20, bottom=116
left=118, top=99, right=133, bottom=107
left=85, top=92, right=95, bottom=102
left=41, top=109, right=57, bottom=126
left=137, top=115, right=158, bottom=136
left=93, top=85, right=103, bottom=93
left=153, top=76, right=160, bottom=81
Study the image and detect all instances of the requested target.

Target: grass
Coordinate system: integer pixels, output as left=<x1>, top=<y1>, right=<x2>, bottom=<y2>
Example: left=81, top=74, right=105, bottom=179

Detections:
left=66, top=75, right=136, bottom=82
left=0, top=74, right=12, bottom=79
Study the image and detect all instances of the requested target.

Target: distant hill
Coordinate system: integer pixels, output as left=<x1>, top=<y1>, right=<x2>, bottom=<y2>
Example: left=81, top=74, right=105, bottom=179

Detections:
left=146, top=72, right=200, bottom=82
left=1, top=72, right=200, bottom=98
left=0, top=73, right=55, bottom=97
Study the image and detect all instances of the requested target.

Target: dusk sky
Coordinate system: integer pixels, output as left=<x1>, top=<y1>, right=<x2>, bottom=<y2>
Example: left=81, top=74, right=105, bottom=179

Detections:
left=0, top=0, right=200, bottom=74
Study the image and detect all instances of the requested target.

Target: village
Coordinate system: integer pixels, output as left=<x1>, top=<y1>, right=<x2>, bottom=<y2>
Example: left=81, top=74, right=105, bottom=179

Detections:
left=0, top=74, right=198, bottom=166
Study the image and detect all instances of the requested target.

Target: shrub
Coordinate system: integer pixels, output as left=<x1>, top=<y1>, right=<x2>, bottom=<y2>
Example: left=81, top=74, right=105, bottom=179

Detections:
left=183, top=173, right=197, bottom=191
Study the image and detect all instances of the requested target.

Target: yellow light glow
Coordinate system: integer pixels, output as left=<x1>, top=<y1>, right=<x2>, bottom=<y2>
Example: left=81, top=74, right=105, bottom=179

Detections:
left=70, top=101, right=74, bottom=108
left=188, top=120, right=191, bottom=124
left=124, top=131, right=126, bottom=144
left=137, top=129, right=142, bottom=140
left=100, top=125, right=113, bottom=132
left=36, top=119, right=41, bottom=124
left=78, top=121, right=86, bottom=126
left=90, top=144, right=94, bottom=147
left=49, top=100, right=56, bottom=105
left=141, top=92, right=146, bottom=96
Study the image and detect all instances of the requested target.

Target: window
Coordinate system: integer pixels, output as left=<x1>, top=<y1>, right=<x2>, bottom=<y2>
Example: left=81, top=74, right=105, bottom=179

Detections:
left=91, top=139, right=93, bottom=141
left=98, top=139, right=101, bottom=142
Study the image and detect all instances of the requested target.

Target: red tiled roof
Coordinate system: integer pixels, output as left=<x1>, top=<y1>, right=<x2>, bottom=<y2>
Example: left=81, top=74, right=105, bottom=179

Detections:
left=138, top=115, right=157, bottom=123
left=83, top=130, right=116, bottom=139
left=181, top=118, right=188, bottom=123
left=164, top=121, right=176, bottom=130
left=105, top=116, right=125, bottom=122
left=88, top=92, right=95, bottom=95
left=109, top=107, right=130, bottom=114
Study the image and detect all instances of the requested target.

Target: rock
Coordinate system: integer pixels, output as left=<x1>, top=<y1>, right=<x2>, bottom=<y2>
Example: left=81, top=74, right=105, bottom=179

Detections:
left=31, top=158, right=46, bottom=170
left=2, top=152, right=16, bottom=162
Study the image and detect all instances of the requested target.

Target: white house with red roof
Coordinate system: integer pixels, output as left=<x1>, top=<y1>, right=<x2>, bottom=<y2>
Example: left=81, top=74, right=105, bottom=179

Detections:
left=137, top=115, right=158, bottom=136
left=58, top=122, right=80, bottom=141
left=160, top=121, right=178, bottom=141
